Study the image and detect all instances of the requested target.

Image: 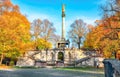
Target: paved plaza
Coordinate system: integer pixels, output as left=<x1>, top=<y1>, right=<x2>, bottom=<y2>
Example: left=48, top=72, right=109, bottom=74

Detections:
left=0, top=68, right=104, bottom=77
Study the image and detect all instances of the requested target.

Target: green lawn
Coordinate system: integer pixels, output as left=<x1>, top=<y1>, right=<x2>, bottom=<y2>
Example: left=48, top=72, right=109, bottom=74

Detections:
left=54, top=66, right=104, bottom=74
left=13, top=66, right=39, bottom=69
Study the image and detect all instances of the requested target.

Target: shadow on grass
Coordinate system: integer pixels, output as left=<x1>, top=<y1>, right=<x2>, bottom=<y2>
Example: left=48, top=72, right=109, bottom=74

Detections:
left=13, top=66, right=39, bottom=69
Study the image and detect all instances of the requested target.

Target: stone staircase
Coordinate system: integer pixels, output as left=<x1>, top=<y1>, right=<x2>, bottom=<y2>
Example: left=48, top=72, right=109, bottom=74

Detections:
left=16, top=51, right=41, bottom=67
left=75, top=56, right=91, bottom=65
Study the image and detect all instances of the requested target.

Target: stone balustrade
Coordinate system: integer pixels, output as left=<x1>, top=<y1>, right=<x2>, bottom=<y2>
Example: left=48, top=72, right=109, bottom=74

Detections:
left=103, top=59, right=120, bottom=77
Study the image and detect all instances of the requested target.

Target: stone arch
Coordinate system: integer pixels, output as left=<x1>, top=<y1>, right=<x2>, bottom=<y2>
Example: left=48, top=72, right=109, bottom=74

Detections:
left=58, top=52, right=64, bottom=61
left=51, top=52, right=54, bottom=61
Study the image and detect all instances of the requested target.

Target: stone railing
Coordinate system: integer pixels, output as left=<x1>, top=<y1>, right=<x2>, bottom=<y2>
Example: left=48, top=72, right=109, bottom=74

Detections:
left=103, top=59, right=120, bottom=77
left=75, top=56, right=91, bottom=65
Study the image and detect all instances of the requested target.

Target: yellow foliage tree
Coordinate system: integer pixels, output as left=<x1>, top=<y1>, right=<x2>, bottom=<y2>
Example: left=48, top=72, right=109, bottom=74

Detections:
left=0, top=0, right=30, bottom=65
left=84, top=17, right=120, bottom=58
left=34, top=38, right=52, bottom=50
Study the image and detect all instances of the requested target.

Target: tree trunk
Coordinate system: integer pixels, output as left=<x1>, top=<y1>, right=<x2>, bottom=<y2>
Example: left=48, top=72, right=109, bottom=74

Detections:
left=78, top=37, right=81, bottom=49
left=0, top=53, right=4, bottom=65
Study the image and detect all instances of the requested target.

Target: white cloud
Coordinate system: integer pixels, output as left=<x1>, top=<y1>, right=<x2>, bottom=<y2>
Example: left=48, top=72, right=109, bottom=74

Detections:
left=27, top=13, right=52, bottom=22
left=78, top=16, right=99, bottom=25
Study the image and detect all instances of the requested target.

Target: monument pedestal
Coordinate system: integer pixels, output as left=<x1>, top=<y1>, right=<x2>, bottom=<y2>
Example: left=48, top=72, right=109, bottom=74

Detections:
left=57, top=38, right=70, bottom=48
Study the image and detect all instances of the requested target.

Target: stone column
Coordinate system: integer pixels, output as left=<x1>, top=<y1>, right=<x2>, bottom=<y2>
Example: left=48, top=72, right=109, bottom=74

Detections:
left=62, top=4, right=65, bottom=40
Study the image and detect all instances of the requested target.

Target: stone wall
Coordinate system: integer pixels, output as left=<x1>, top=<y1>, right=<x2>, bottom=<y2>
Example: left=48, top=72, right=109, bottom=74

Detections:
left=16, top=49, right=104, bottom=67
left=16, top=57, right=35, bottom=67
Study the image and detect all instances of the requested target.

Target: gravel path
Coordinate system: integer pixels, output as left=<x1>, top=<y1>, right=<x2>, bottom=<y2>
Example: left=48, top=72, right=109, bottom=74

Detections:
left=0, top=68, right=104, bottom=77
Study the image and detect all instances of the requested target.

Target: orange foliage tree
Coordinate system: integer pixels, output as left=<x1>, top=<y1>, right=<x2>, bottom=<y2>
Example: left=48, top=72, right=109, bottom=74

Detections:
left=84, top=17, right=120, bottom=58
left=0, top=0, right=31, bottom=65
left=84, top=0, right=120, bottom=58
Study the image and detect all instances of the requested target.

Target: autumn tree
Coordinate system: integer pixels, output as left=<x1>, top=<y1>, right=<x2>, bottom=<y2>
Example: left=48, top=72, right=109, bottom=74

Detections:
left=0, top=0, right=30, bottom=65
left=31, top=19, right=56, bottom=50
left=51, top=34, right=60, bottom=48
left=83, top=24, right=95, bottom=49
left=101, top=0, right=120, bottom=57
left=101, top=0, right=120, bottom=18
left=100, top=0, right=120, bottom=39
left=68, top=19, right=87, bottom=49
left=31, top=19, right=55, bottom=62
left=41, top=19, right=56, bottom=41
left=83, top=0, right=120, bottom=58
left=35, top=38, right=52, bottom=50
left=84, top=17, right=120, bottom=58
left=31, top=19, right=42, bottom=40
left=32, top=19, right=56, bottom=41
left=0, top=0, right=19, bottom=15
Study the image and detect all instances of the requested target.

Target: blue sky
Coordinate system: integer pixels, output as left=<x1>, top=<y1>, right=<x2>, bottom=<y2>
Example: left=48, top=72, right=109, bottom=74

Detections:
left=11, top=0, right=105, bottom=38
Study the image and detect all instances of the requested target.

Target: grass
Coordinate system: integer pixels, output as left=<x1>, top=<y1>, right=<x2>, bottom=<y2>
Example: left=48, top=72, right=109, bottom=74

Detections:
left=54, top=66, right=104, bottom=74
left=12, top=66, right=39, bottom=69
